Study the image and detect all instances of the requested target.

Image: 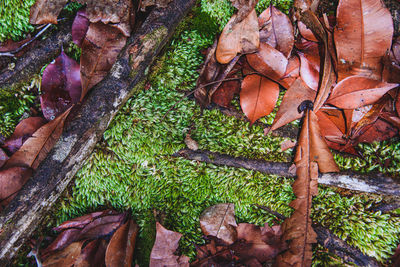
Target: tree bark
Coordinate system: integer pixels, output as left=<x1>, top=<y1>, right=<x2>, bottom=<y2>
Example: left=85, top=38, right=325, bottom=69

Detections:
left=0, top=0, right=196, bottom=263
left=174, top=149, right=400, bottom=196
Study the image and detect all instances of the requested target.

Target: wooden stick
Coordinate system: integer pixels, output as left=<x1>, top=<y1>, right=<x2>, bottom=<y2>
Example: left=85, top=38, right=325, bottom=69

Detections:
left=174, top=149, right=400, bottom=196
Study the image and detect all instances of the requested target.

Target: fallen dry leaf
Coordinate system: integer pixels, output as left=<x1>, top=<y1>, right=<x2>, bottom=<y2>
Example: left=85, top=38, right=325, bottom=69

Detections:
left=42, top=241, right=84, bottom=267
left=199, top=203, right=237, bottom=245
left=149, top=222, right=190, bottom=267
left=240, top=74, right=280, bottom=124
left=270, top=78, right=316, bottom=131
left=230, top=0, right=258, bottom=23
left=0, top=167, right=32, bottom=205
left=74, top=239, right=107, bottom=267
left=5, top=108, right=71, bottom=170
left=105, top=219, right=139, bottom=267
left=297, top=40, right=320, bottom=91
left=2, top=117, right=46, bottom=155
left=280, top=139, right=296, bottom=152
left=40, top=51, right=81, bottom=121
left=279, top=54, right=300, bottom=88
left=297, top=21, right=318, bottom=42
left=72, top=9, right=90, bottom=47
left=216, top=9, right=259, bottom=64
left=258, top=5, right=294, bottom=58
left=327, top=76, right=398, bottom=109
left=80, top=22, right=127, bottom=100
left=334, top=0, right=393, bottom=80
left=211, top=79, right=241, bottom=108
left=0, top=149, right=8, bottom=168
left=30, top=0, right=68, bottom=24
left=246, top=42, right=288, bottom=82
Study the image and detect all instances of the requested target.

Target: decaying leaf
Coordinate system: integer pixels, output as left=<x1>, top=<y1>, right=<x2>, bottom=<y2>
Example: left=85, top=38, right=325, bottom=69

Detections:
left=211, top=79, right=241, bottom=108
left=240, top=74, right=280, bottom=124
left=105, top=219, right=139, bottom=267
left=149, top=222, right=190, bottom=267
left=258, top=5, right=294, bottom=58
left=334, top=0, right=393, bottom=80
left=5, top=108, right=71, bottom=170
left=297, top=21, right=318, bottom=42
left=279, top=55, right=300, bottom=88
left=270, top=78, right=316, bottom=131
left=246, top=42, right=288, bottom=82
left=30, top=0, right=69, bottom=24
left=42, top=241, right=84, bottom=267
left=216, top=9, right=259, bottom=64
left=2, top=117, right=46, bottom=155
left=199, top=203, right=237, bottom=245
left=80, top=22, right=127, bottom=100
left=72, top=9, right=90, bottom=47
left=0, top=167, right=32, bottom=209
left=0, top=148, right=8, bottom=168
left=230, top=0, right=258, bottom=23
left=327, top=76, right=398, bottom=109
left=296, top=40, right=320, bottom=91
left=41, top=51, right=81, bottom=121
left=74, top=239, right=107, bottom=267
left=184, top=134, right=199, bottom=151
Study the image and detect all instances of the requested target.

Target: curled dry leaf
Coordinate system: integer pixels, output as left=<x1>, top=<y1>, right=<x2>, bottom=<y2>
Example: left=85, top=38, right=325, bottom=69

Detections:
left=42, top=241, right=84, bottom=267
left=2, top=117, right=46, bottom=155
left=211, top=79, right=241, bottom=108
left=74, top=239, right=107, bottom=267
left=41, top=51, right=81, bottom=121
left=327, top=76, right=398, bottom=109
left=270, top=78, right=316, bottom=131
left=149, top=222, right=190, bottom=267
left=230, top=0, right=258, bottom=23
left=5, top=108, right=71, bottom=170
left=353, top=118, right=398, bottom=144
left=279, top=54, right=300, bottom=89
left=80, top=22, right=127, bottom=100
left=0, top=167, right=32, bottom=205
left=72, top=9, right=90, bottom=47
left=216, top=9, right=259, bottom=64
left=297, top=21, right=318, bottom=42
left=334, top=0, right=393, bottom=80
left=240, top=74, right=280, bottom=125
left=54, top=210, right=114, bottom=231
left=246, top=42, right=288, bottom=82
left=297, top=40, right=320, bottom=91
left=30, top=0, right=69, bottom=24
left=105, top=219, right=139, bottom=267
left=199, top=203, right=237, bottom=245
left=258, top=5, right=294, bottom=58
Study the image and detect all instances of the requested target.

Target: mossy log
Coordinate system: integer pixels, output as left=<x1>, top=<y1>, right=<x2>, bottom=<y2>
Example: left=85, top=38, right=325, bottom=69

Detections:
left=174, top=149, right=400, bottom=196
left=0, top=20, right=73, bottom=94
left=0, top=0, right=196, bottom=262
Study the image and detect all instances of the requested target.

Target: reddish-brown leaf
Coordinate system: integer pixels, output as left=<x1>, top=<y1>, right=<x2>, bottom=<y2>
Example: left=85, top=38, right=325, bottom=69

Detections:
left=240, top=74, right=280, bottom=124
left=297, top=21, right=318, bottom=42
left=79, top=213, right=126, bottom=240
left=216, top=9, right=259, bottom=64
left=54, top=210, right=117, bottom=231
left=5, top=108, right=71, bottom=170
left=297, top=40, right=320, bottom=91
left=270, top=78, right=316, bottom=131
left=42, top=241, right=83, bottom=267
left=0, top=167, right=32, bottom=201
left=41, top=228, right=82, bottom=258
left=327, top=76, right=398, bottom=109
left=230, top=0, right=258, bottom=23
left=211, top=80, right=240, bottom=108
left=149, top=222, right=190, bottom=267
left=41, top=51, right=81, bottom=121
left=80, top=22, right=127, bottom=100
left=334, top=0, right=393, bottom=81
left=30, top=0, right=69, bottom=24
left=74, top=239, right=107, bottom=267
left=2, top=117, right=46, bottom=155
left=72, top=10, right=90, bottom=47
left=279, top=55, right=300, bottom=89
left=353, top=118, right=398, bottom=144
left=105, top=219, right=139, bottom=267
left=246, top=43, right=288, bottom=82
left=199, top=203, right=237, bottom=245
left=316, top=110, right=349, bottom=152
left=258, top=5, right=294, bottom=58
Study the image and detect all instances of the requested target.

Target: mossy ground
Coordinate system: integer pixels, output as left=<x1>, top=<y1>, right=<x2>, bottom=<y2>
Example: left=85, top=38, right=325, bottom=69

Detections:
left=2, top=0, right=400, bottom=266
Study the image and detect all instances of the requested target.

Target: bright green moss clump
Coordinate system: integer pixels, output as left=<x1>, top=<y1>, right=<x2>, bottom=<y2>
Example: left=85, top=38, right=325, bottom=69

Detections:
left=0, top=0, right=36, bottom=41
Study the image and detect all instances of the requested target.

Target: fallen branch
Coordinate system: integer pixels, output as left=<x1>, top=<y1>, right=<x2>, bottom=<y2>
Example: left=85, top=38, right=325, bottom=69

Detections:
left=174, top=149, right=400, bottom=196
left=0, top=19, right=72, bottom=93
left=0, top=0, right=196, bottom=262
left=256, top=205, right=380, bottom=266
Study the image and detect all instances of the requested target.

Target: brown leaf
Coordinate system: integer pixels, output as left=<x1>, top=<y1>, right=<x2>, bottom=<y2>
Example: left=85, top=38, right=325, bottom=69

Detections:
left=297, top=40, right=320, bottom=91
left=79, top=213, right=126, bottom=240
left=230, top=0, right=258, bottom=23
left=297, top=21, right=318, bottom=42
left=353, top=118, right=398, bottom=144
left=41, top=51, right=81, bottom=121
left=5, top=108, right=71, bottom=170
left=258, top=5, right=294, bottom=58
left=149, top=222, right=189, bottom=267
left=105, top=219, right=139, bottom=267
left=211, top=80, right=241, bottom=108
left=216, top=9, right=259, bottom=64
left=246, top=43, right=288, bottom=82
left=0, top=167, right=32, bottom=201
left=74, top=239, right=107, bottom=267
left=72, top=10, right=90, bottom=47
left=240, top=74, right=280, bottom=124
left=199, top=203, right=237, bottom=245
left=140, top=0, right=173, bottom=11
left=327, top=76, right=398, bottom=109
left=42, top=241, right=83, bottom=267
left=54, top=210, right=117, bottom=231
left=42, top=228, right=82, bottom=257
left=2, top=117, right=46, bottom=155
left=30, top=0, right=69, bottom=24
left=80, top=22, right=127, bottom=100
left=279, top=54, right=300, bottom=89
left=270, top=78, right=316, bottom=131
left=0, top=148, right=8, bottom=168
left=334, top=0, right=393, bottom=81
left=184, top=134, right=199, bottom=151
left=280, top=139, right=296, bottom=152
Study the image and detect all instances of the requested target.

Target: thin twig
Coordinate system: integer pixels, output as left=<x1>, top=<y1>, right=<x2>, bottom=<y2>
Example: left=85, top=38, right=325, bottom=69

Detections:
left=0, top=24, right=52, bottom=57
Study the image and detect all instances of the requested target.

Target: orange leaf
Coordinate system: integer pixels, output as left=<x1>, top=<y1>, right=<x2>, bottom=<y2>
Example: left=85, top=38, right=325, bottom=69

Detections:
left=240, top=74, right=280, bottom=124
left=334, top=0, right=393, bottom=80
left=327, top=76, right=398, bottom=109
left=216, top=9, right=259, bottom=64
